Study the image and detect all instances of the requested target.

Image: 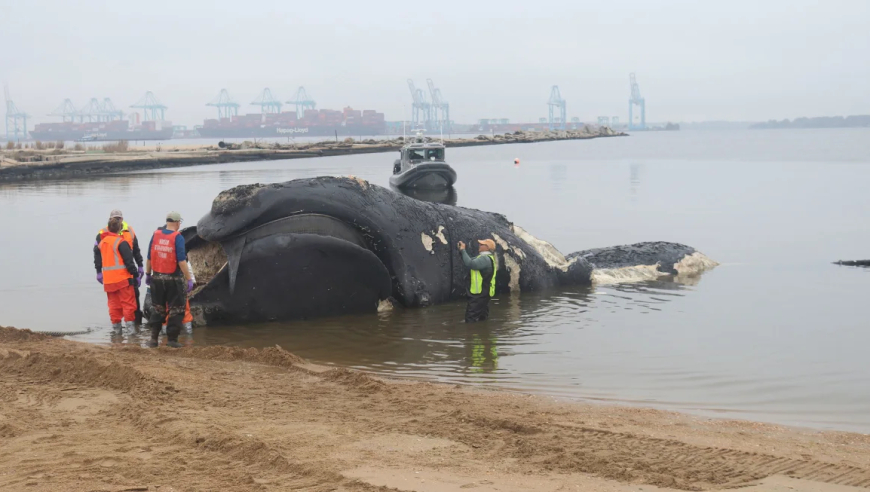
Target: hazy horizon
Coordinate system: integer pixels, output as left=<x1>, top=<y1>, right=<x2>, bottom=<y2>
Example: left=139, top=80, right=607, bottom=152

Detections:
left=3, top=0, right=868, bottom=128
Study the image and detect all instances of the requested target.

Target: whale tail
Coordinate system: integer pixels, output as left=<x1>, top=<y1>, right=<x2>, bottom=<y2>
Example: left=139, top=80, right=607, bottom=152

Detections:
left=834, top=259, right=870, bottom=267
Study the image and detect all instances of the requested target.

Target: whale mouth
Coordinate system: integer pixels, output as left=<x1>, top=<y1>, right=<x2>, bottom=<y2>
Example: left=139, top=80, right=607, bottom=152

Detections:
left=187, top=213, right=393, bottom=323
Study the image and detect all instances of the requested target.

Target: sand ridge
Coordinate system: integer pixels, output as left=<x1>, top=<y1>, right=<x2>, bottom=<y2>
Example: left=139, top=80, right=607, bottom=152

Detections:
left=2, top=325, right=870, bottom=491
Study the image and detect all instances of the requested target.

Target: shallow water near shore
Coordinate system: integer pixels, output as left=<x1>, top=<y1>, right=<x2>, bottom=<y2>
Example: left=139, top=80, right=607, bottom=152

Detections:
left=1, top=128, right=870, bottom=432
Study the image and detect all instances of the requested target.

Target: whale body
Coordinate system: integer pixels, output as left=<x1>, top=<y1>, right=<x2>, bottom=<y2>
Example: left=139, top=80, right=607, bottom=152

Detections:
left=185, top=177, right=717, bottom=324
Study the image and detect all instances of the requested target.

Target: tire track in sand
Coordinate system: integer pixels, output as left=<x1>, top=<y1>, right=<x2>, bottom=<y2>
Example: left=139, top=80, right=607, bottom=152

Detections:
left=403, top=411, right=870, bottom=490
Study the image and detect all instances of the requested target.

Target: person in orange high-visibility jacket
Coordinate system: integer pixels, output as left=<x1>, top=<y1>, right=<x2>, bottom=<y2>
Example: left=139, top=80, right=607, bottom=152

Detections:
left=94, top=209, right=145, bottom=323
left=98, top=217, right=140, bottom=330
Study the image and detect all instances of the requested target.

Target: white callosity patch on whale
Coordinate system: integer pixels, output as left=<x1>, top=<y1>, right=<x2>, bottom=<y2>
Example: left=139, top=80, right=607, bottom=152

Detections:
left=591, top=264, right=665, bottom=285
left=421, top=232, right=435, bottom=252
left=345, top=175, right=369, bottom=189
left=491, top=234, right=509, bottom=250
left=674, top=251, right=719, bottom=276
left=434, top=226, right=447, bottom=245
left=501, top=253, right=522, bottom=293
left=377, top=298, right=393, bottom=312
left=491, top=234, right=524, bottom=293
left=509, top=225, right=576, bottom=272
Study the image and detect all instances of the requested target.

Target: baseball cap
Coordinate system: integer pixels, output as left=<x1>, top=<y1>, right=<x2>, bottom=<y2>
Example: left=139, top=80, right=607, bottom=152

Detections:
left=478, top=239, right=496, bottom=250
left=109, top=209, right=123, bottom=219
left=166, top=211, right=183, bottom=223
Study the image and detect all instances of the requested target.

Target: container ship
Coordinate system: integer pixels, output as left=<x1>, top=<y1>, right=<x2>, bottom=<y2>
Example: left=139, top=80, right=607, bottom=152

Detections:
left=30, top=119, right=174, bottom=142
left=196, top=107, right=386, bottom=139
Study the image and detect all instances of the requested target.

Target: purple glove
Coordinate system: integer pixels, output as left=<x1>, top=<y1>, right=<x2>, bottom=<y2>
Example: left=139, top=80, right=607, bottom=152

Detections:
left=138, top=266, right=144, bottom=279
left=187, top=279, right=194, bottom=292
left=96, top=272, right=103, bottom=284
left=145, top=274, right=152, bottom=286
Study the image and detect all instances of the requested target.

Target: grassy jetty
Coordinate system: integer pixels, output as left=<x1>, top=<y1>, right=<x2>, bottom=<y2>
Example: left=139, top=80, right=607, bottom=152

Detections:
left=0, top=127, right=625, bottom=182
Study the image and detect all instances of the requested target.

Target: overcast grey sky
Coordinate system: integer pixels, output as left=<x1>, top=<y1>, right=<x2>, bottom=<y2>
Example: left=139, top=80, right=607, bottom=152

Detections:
left=3, top=0, right=868, bottom=126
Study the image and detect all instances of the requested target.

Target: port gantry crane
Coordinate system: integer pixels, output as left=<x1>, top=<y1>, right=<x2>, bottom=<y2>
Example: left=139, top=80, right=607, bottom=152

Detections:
left=101, top=98, right=123, bottom=121
left=78, top=98, right=123, bottom=122
left=407, top=79, right=432, bottom=131
left=131, top=91, right=167, bottom=121
left=251, top=88, right=282, bottom=114
left=49, top=99, right=79, bottom=123
left=207, top=89, right=240, bottom=119
left=426, top=78, right=450, bottom=133
left=4, top=85, right=28, bottom=141
left=548, top=86, right=566, bottom=131
left=50, top=98, right=122, bottom=123
left=628, top=73, right=646, bottom=131
left=286, top=87, right=316, bottom=119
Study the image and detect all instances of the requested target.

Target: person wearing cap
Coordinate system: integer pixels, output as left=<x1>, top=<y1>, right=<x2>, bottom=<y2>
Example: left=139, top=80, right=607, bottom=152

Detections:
left=94, top=209, right=145, bottom=323
left=97, top=217, right=140, bottom=331
left=457, top=238, right=498, bottom=323
left=144, top=211, right=193, bottom=348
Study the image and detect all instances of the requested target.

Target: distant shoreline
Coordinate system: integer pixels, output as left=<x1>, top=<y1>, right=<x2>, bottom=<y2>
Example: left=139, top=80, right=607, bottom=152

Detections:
left=0, top=128, right=625, bottom=183
left=750, top=114, right=870, bottom=130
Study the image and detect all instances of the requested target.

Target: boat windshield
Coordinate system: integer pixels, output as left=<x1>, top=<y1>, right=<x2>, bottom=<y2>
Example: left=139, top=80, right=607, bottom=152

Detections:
left=426, top=148, right=445, bottom=161
left=408, top=149, right=427, bottom=161
left=408, top=148, right=444, bottom=162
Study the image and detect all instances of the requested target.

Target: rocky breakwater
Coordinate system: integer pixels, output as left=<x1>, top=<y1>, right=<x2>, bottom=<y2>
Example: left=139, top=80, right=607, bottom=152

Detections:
left=0, top=126, right=625, bottom=182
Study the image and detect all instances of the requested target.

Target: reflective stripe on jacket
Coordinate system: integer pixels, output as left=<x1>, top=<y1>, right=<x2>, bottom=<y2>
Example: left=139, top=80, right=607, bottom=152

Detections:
left=100, top=234, right=134, bottom=286
left=469, top=253, right=498, bottom=297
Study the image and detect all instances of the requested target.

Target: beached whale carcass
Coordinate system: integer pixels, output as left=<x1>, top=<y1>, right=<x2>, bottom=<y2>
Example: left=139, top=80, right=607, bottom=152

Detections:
left=185, top=176, right=717, bottom=324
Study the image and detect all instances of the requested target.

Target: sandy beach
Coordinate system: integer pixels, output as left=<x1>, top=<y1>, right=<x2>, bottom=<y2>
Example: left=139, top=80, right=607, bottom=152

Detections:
left=2, top=326, right=870, bottom=492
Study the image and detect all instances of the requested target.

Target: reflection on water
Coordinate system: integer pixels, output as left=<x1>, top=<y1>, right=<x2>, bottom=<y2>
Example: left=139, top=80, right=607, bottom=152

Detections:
left=389, top=184, right=458, bottom=205
left=3, top=129, right=870, bottom=432
left=629, top=163, right=641, bottom=203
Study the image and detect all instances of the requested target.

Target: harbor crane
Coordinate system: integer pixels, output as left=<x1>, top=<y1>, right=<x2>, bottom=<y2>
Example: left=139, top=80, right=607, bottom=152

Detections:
left=426, top=78, right=450, bottom=132
left=286, top=87, right=316, bottom=119
left=49, top=99, right=78, bottom=122
left=131, top=91, right=167, bottom=121
left=51, top=98, right=122, bottom=123
left=407, top=79, right=432, bottom=130
left=628, top=73, right=646, bottom=130
left=5, top=85, right=28, bottom=141
left=101, top=98, right=123, bottom=121
left=548, top=86, right=566, bottom=130
left=251, top=88, right=282, bottom=114
left=207, top=89, right=240, bottom=119
left=78, top=98, right=106, bottom=122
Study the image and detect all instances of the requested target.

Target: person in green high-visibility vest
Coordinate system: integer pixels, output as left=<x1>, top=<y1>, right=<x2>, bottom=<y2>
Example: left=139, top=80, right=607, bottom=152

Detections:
left=457, top=238, right=498, bottom=323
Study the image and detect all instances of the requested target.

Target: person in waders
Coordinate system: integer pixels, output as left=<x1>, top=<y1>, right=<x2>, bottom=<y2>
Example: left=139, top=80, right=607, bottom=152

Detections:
left=458, top=238, right=498, bottom=323
left=97, top=217, right=140, bottom=331
left=144, top=212, right=193, bottom=348
left=94, top=209, right=145, bottom=324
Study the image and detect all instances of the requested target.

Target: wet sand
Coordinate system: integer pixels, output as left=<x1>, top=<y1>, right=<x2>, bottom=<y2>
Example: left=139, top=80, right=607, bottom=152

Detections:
left=2, top=326, right=870, bottom=492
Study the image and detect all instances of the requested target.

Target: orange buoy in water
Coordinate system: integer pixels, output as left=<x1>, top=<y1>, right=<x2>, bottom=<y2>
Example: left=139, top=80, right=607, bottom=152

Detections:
left=514, top=158, right=520, bottom=165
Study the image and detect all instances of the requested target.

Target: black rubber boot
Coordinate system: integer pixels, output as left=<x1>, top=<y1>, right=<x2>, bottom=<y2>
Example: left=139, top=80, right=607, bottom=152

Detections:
left=147, top=338, right=158, bottom=348
left=166, top=340, right=182, bottom=348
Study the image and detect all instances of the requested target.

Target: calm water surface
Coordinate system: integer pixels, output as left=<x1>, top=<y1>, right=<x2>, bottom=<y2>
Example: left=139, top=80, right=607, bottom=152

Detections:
left=1, top=129, right=869, bottom=432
